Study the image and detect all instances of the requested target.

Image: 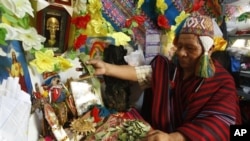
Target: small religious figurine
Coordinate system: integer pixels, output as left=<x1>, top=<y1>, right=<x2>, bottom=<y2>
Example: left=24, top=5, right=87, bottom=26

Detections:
left=43, top=72, right=67, bottom=103
left=42, top=72, right=69, bottom=126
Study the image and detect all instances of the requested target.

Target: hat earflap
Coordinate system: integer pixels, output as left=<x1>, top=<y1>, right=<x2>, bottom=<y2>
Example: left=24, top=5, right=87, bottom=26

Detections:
left=196, top=36, right=215, bottom=78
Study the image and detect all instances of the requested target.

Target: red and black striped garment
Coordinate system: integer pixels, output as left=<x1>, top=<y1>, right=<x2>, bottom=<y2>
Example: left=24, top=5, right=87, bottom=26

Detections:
left=141, top=55, right=241, bottom=141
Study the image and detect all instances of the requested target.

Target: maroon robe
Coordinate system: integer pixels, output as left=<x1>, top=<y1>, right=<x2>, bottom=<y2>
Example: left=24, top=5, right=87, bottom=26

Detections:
left=141, top=55, right=241, bottom=141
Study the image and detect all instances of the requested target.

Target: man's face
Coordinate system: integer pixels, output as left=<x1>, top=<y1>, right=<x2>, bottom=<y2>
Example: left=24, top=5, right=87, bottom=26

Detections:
left=175, top=34, right=203, bottom=71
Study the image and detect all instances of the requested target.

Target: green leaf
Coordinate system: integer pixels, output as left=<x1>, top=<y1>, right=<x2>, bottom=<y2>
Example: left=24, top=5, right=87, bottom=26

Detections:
left=122, top=28, right=128, bottom=32
left=128, top=29, right=133, bottom=35
left=16, top=15, right=30, bottom=29
left=0, top=28, right=7, bottom=46
left=68, top=49, right=77, bottom=60
left=131, top=21, right=138, bottom=27
left=54, top=63, right=61, bottom=72
left=2, top=13, right=18, bottom=24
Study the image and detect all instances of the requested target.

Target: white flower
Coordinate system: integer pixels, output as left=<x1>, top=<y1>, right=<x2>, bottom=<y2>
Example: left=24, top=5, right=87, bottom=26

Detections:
left=15, top=27, right=46, bottom=51
left=73, top=0, right=87, bottom=15
left=0, top=0, right=34, bottom=18
left=0, top=23, right=18, bottom=40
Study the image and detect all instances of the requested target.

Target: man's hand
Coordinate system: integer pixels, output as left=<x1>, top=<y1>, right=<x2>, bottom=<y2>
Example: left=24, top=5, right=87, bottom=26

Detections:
left=86, top=59, right=107, bottom=75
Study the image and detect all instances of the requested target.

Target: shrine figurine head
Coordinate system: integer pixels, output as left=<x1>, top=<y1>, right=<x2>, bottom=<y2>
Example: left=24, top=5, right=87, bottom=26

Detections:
left=43, top=72, right=61, bottom=87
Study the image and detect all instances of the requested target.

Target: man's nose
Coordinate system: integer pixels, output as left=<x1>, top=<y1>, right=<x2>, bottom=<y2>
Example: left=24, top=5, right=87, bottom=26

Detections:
left=177, top=47, right=187, bottom=57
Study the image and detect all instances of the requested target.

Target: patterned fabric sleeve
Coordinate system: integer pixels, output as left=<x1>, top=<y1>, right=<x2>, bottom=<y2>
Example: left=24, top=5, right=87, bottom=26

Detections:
left=135, top=65, right=152, bottom=89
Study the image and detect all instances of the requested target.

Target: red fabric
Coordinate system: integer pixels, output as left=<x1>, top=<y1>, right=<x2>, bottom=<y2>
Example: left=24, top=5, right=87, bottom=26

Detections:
left=141, top=55, right=241, bottom=141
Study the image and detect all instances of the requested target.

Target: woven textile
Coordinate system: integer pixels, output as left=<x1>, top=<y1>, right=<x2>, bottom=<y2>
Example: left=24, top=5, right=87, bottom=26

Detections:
left=101, top=0, right=157, bottom=47
left=180, top=12, right=214, bottom=37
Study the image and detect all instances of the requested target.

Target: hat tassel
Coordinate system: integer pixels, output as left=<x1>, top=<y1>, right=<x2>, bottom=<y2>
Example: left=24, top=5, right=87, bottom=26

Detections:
left=196, top=53, right=215, bottom=78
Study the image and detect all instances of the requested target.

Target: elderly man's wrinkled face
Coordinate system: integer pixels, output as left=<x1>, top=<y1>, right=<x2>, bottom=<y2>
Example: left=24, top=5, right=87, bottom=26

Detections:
left=175, top=34, right=203, bottom=71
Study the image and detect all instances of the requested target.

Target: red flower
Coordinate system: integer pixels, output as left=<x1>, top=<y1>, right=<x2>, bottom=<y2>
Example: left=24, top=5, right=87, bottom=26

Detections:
left=125, top=19, right=133, bottom=28
left=74, top=34, right=87, bottom=50
left=132, top=15, right=146, bottom=26
left=125, top=15, right=146, bottom=28
left=192, top=0, right=204, bottom=12
left=71, top=14, right=91, bottom=29
left=157, top=15, right=171, bottom=30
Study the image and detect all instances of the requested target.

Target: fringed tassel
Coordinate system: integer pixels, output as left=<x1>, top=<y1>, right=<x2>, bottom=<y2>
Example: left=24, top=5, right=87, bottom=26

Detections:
left=197, top=36, right=215, bottom=78
left=196, top=53, right=215, bottom=78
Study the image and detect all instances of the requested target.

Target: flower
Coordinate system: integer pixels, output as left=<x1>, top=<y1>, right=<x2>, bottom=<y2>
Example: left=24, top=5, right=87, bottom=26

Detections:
left=73, top=0, right=87, bottom=15
left=88, top=19, right=111, bottom=35
left=87, top=0, right=102, bottom=14
left=192, top=0, right=204, bottom=12
left=132, top=15, right=146, bottom=26
left=0, top=0, right=72, bottom=74
left=30, top=49, right=73, bottom=73
left=155, top=0, right=169, bottom=31
left=137, top=0, right=145, bottom=9
left=175, top=11, right=190, bottom=25
left=0, top=23, right=45, bottom=51
left=125, top=15, right=146, bottom=28
left=71, top=14, right=91, bottom=29
left=108, top=32, right=131, bottom=46
left=71, top=0, right=115, bottom=49
left=0, top=23, right=18, bottom=40
left=0, top=0, right=34, bottom=18
left=0, top=0, right=46, bottom=52
left=30, top=50, right=57, bottom=73
left=56, top=56, right=73, bottom=71
left=71, top=13, right=91, bottom=50
left=74, top=34, right=87, bottom=50
left=156, top=0, right=168, bottom=14
left=15, top=27, right=46, bottom=51
left=165, top=11, right=189, bottom=44
left=157, top=14, right=171, bottom=30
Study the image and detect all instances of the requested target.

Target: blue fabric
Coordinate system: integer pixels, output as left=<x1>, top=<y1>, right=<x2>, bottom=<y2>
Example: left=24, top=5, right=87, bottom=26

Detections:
left=142, top=0, right=181, bottom=25
left=164, top=0, right=181, bottom=25
left=230, top=56, right=241, bottom=72
left=141, top=0, right=157, bottom=23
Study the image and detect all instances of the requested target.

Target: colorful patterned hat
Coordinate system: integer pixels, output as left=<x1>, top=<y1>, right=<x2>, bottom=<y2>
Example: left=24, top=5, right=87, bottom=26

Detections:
left=180, top=12, right=215, bottom=78
left=180, top=12, right=214, bottom=38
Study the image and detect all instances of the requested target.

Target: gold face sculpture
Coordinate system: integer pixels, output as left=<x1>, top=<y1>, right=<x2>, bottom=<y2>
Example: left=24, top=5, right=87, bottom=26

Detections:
left=46, top=17, right=59, bottom=47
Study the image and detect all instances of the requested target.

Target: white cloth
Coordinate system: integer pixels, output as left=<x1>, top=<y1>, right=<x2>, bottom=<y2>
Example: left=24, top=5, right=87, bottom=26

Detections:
left=0, top=77, right=31, bottom=141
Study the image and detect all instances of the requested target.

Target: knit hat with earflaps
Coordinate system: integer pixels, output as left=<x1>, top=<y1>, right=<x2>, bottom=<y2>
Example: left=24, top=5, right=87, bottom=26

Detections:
left=180, top=12, right=215, bottom=78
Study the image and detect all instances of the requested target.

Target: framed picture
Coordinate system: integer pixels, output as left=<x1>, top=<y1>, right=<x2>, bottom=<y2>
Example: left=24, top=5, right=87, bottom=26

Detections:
left=81, top=37, right=115, bottom=59
left=36, top=5, right=71, bottom=54
left=0, top=41, right=33, bottom=94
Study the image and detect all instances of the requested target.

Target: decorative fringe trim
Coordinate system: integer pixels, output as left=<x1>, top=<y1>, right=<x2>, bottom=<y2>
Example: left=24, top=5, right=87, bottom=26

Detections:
left=196, top=54, right=215, bottom=78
